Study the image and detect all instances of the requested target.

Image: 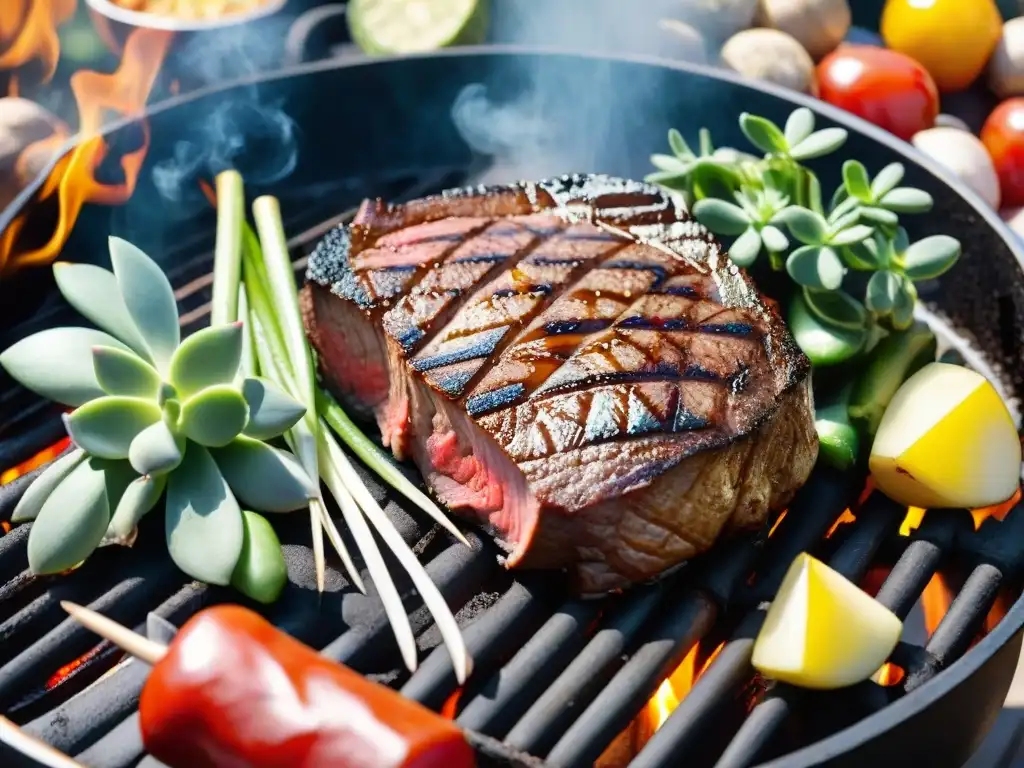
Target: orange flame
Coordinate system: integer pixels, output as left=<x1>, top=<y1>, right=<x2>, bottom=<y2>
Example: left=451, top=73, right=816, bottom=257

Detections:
left=0, top=0, right=77, bottom=86
left=876, top=663, right=905, bottom=687
left=0, top=437, right=69, bottom=485
left=646, top=641, right=726, bottom=733
left=825, top=508, right=857, bottom=539
left=921, top=573, right=954, bottom=637
left=0, top=27, right=173, bottom=274
left=899, top=506, right=927, bottom=537
left=971, top=487, right=1020, bottom=530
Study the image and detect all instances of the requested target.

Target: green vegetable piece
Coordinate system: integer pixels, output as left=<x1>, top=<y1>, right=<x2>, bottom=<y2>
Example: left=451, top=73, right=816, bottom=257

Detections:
left=28, top=458, right=110, bottom=575
left=842, top=160, right=872, bottom=202
left=212, top=436, right=317, bottom=513
left=871, top=163, right=905, bottom=199
left=168, top=323, right=244, bottom=398
left=109, top=237, right=181, bottom=372
left=789, top=292, right=866, bottom=367
left=803, top=287, right=868, bottom=331
left=784, top=108, right=815, bottom=148
left=865, top=271, right=900, bottom=314
left=0, top=327, right=130, bottom=407
left=347, top=0, right=488, bottom=55
left=729, top=227, right=762, bottom=267
left=106, top=474, right=166, bottom=544
left=66, top=396, right=162, bottom=459
left=739, top=113, right=788, bottom=154
left=879, top=187, right=933, bottom=213
left=231, top=510, right=288, bottom=604
left=165, top=444, right=244, bottom=586
left=241, top=377, right=306, bottom=440
left=848, top=321, right=937, bottom=436
left=789, top=128, right=847, bottom=160
left=53, top=263, right=150, bottom=360
left=129, top=420, right=185, bottom=476
left=815, top=384, right=860, bottom=472
left=11, top=448, right=86, bottom=523
left=692, top=198, right=751, bottom=235
left=901, top=235, right=961, bottom=280
left=779, top=207, right=830, bottom=246
left=786, top=245, right=845, bottom=290
left=179, top=384, right=249, bottom=448
left=93, top=346, right=161, bottom=398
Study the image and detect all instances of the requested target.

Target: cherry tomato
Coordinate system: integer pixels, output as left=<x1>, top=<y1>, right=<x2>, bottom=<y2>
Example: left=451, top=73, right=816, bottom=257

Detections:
left=981, top=99, right=1024, bottom=208
left=881, top=0, right=1002, bottom=93
left=816, top=45, right=939, bottom=141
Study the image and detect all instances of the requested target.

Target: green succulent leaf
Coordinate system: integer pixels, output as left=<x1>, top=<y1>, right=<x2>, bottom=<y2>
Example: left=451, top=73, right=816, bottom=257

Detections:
left=699, top=127, right=714, bottom=156
left=668, top=128, right=693, bottom=159
left=692, top=198, right=751, bottom=235
left=93, top=346, right=161, bottom=398
left=0, top=328, right=130, bottom=407
left=645, top=170, right=692, bottom=191
left=129, top=420, right=185, bottom=476
left=786, top=245, right=845, bottom=290
left=728, top=227, right=763, bottom=267
left=879, top=187, right=933, bottom=213
left=788, top=291, right=867, bottom=367
left=651, top=154, right=692, bottom=173
left=789, top=128, right=847, bottom=160
left=760, top=224, right=789, bottom=253
left=66, top=396, right=162, bottom=459
left=803, top=287, right=868, bottom=331
left=212, top=436, right=317, bottom=513
left=52, top=263, right=150, bottom=360
left=901, top=235, right=961, bottom=280
left=739, top=113, right=788, bottom=154
left=828, top=209, right=863, bottom=234
left=106, top=474, right=166, bottom=544
left=109, top=237, right=180, bottom=372
left=859, top=206, right=900, bottom=226
left=866, top=270, right=903, bottom=313
left=99, top=458, right=139, bottom=511
left=230, top=510, right=287, bottom=604
left=241, top=377, right=306, bottom=440
left=779, top=207, right=830, bottom=246
left=165, top=443, right=244, bottom=586
left=179, top=384, right=249, bottom=448
left=168, top=323, right=244, bottom=398
left=806, top=171, right=825, bottom=216
left=842, top=238, right=885, bottom=271
left=829, top=224, right=875, bottom=247
left=892, top=277, right=918, bottom=330
left=784, top=108, right=815, bottom=148
left=842, top=160, right=872, bottom=202
left=27, top=458, right=110, bottom=575
left=871, top=163, right=905, bottom=199
left=11, top=449, right=86, bottom=523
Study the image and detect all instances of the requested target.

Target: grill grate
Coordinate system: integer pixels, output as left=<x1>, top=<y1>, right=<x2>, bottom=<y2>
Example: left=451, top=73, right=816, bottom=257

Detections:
left=0, top=172, right=1022, bottom=768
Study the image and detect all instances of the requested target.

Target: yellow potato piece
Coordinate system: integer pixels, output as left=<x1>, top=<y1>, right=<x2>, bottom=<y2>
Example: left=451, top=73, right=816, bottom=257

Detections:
left=752, top=554, right=902, bottom=690
left=870, top=363, right=1021, bottom=509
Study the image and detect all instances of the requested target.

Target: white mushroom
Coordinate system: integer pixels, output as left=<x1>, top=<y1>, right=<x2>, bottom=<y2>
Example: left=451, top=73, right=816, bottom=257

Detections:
left=754, top=0, right=852, bottom=61
left=720, top=28, right=817, bottom=95
left=989, top=17, right=1024, bottom=99
left=911, top=127, right=1001, bottom=210
left=0, top=97, right=68, bottom=212
left=934, top=114, right=972, bottom=132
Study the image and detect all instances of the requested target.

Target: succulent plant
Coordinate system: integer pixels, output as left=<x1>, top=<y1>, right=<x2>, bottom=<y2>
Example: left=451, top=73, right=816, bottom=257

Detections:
left=0, top=237, right=313, bottom=600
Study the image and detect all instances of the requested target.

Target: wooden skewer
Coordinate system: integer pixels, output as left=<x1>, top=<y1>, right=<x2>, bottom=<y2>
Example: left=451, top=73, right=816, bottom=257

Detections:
left=0, top=715, right=86, bottom=768
left=60, top=601, right=168, bottom=665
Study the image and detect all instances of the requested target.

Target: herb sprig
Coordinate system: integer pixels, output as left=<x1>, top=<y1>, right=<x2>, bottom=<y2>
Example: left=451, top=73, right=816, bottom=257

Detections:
left=647, top=108, right=962, bottom=366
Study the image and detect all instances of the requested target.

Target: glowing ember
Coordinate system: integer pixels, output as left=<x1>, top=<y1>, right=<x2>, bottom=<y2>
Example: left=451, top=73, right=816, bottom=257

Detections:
left=921, top=573, right=954, bottom=637
left=0, top=0, right=76, bottom=85
left=0, top=437, right=69, bottom=485
left=45, top=643, right=104, bottom=690
left=767, top=509, right=787, bottom=538
left=440, top=687, right=462, bottom=720
left=875, top=663, right=905, bottom=687
left=0, top=26, right=173, bottom=273
left=825, top=508, right=857, bottom=538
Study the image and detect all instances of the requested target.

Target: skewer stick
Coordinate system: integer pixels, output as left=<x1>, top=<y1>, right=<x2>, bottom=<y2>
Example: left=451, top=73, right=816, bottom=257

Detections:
left=60, top=602, right=168, bottom=666
left=0, top=716, right=86, bottom=768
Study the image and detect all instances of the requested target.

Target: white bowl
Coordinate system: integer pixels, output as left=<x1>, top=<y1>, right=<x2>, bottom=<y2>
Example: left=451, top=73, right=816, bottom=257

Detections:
left=84, top=0, right=287, bottom=33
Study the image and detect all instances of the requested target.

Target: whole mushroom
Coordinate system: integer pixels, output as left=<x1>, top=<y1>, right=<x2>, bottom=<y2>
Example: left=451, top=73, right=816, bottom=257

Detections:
left=0, top=97, right=67, bottom=212
left=912, top=127, right=1001, bottom=210
left=989, top=17, right=1024, bottom=99
left=720, top=28, right=817, bottom=95
left=754, top=0, right=851, bottom=61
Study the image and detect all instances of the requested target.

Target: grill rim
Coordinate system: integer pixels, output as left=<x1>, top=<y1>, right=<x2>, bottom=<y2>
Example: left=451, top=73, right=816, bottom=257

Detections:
left=1, top=46, right=1024, bottom=768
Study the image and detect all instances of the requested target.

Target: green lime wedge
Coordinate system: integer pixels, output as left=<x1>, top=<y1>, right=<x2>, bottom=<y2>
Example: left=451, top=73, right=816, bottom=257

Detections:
left=348, top=0, right=489, bottom=55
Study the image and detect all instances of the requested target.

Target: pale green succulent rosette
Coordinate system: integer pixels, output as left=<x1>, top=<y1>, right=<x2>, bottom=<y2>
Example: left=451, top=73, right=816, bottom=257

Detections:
left=0, top=237, right=311, bottom=604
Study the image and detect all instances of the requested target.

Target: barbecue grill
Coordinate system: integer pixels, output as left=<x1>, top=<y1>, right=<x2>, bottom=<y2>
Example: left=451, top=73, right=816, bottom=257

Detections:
left=2, top=48, right=1024, bottom=768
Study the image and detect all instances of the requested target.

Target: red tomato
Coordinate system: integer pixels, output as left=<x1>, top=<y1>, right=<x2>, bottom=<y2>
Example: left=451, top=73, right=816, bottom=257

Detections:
left=982, top=99, right=1024, bottom=208
left=816, top=45, right=940, bottom=141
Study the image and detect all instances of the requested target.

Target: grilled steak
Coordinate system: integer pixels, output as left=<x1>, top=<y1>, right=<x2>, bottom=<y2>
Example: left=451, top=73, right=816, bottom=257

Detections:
left=303, top=175, right=817, bottom=593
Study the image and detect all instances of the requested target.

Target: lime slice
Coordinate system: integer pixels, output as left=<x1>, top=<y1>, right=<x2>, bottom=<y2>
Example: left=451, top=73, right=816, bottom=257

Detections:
left=348, top=0, right=488, bottom=55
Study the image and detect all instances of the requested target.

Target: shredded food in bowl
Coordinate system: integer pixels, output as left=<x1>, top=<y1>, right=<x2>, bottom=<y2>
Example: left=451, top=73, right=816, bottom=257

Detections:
left=110, top=0, right=272, bottom=19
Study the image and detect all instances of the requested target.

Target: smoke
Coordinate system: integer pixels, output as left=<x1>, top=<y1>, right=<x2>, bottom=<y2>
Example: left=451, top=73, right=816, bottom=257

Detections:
left=150, top=21, right=299, bottom=208
left=452, top=0, right=718, bottom=184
